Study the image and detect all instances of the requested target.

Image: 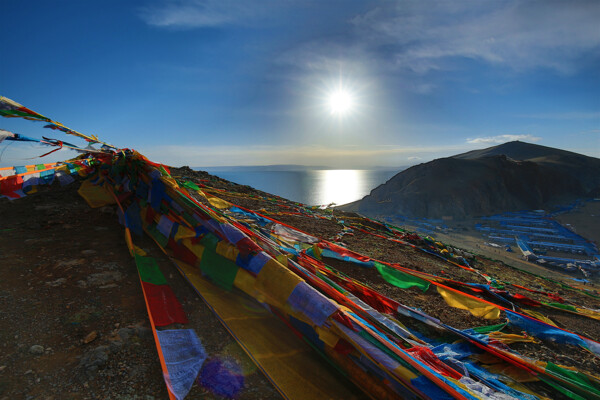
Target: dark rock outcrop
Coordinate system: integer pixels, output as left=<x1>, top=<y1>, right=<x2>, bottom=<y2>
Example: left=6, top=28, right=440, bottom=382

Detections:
left=341, top=141, right=600, bottom=219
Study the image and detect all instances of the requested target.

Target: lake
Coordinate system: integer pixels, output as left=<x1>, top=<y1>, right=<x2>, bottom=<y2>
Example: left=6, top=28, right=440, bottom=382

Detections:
left=195, top=167, right=399, bottom=206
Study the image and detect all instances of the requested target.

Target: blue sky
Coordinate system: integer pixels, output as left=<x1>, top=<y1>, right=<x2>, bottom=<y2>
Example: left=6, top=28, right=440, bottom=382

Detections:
left=1, top=0, right=599, bottom=168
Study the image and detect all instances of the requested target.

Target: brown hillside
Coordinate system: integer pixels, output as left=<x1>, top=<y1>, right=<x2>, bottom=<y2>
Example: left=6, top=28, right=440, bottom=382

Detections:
left=342, top=141, right=600, bottom=219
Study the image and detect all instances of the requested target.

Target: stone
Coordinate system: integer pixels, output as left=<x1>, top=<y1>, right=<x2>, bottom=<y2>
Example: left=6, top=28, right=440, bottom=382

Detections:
left=79, top=346, right=110, bottom=379
left=117, top=328, right=135, bottom=341
left=86, top=271, right=123, bottom=286
left=81, top=249, right=97, bottom=256
left=99, top=283, right=118, bottom=289
left=29, top=345, right=44, bottom=355
left=99, top=206, right=115, bottom=214
left=83, top=331, right=98, bottom=344
left=45, top=278, right=66, bottom=287
left=135, top=326, right=152, bottom=339
left=108, top=340, right=123, bottom=353
left=101, top=262, right=121, bottom=270
left=56, top=259, right=85, bottom=267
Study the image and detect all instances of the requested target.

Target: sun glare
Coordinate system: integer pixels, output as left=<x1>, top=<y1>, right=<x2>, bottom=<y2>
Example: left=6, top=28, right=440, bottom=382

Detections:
left=327, top=89, right=355, bottom=117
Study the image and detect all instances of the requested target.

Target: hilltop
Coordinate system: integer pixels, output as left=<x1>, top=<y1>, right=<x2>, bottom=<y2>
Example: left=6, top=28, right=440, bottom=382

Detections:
left=341, top=141, right=600, bottom=219
left=2, top=164, right=600, bottom=399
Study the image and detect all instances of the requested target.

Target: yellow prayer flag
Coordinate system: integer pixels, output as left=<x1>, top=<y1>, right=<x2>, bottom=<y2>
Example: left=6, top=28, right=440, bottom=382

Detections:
left=77, top=179, right=116, bottom=208
left=315, top=327, right=340, bottom=348
left=216, top=240, right=240, bottom=262
left=255, top=259, right=303, bottom=309
left=174, top=225, right=196, bottom=242
left=488, top=331, right=538, bottom=344
left=522, top=309, right=558, bottom=327
left=575, top=307, right=600, bottom=321
left=207, top=195, right=232, bottom=210
left=182, top=238, right=205, bottom=259
left=196, top=189, right=232, bottom=209
left=233, top=268, right=258, bottom=298
left=436, top=286, right=501, bottom=320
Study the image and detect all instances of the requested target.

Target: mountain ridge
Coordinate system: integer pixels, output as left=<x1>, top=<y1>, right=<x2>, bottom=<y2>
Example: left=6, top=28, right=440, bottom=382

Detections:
left=340, top=141, right=600, bottom=219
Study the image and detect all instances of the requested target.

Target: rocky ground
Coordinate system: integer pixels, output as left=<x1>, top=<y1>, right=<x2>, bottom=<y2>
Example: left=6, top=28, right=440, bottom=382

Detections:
left=0, top=179, right=279, bottom=400
left=1, top=167, right=599, bottom=399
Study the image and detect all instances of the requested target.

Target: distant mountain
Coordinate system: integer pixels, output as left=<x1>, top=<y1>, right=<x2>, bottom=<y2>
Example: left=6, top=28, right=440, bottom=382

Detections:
left=196, top=165, right=330, bottom=172
left=196, top=165, right=408, bottom=172
left=340, top=141, right=600, bottom=219
left=454, top=140, right=576, bottom=160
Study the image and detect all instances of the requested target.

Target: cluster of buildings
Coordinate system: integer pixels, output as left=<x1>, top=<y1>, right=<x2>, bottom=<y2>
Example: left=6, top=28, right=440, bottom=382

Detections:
left=476, top=210, right=599, bottom=276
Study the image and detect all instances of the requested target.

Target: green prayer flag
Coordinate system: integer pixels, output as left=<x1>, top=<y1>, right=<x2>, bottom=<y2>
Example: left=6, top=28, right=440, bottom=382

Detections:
left=159, top=165, right=170, bottom=177
left=490, top=281, right=505, bottom=290
left=316, top=271, right=346, bottom=294
left=545, top=362, right=600, bottom=398
left=375, top=262, right=430, bottom=292
left=182, top=212, right=197, bottom=227
left=546, top=302, right=577, bottom=312
left=198, top=234, right=239, bottom=291
left=183, top=181, right=200, bottom=191
left=147, top=224, right=169, bottom=248
left=135, top=254, right=168, bottom=285
left=537, top=375, right=588, bottom=400
left=472, top=322, right=507, bottom=334
left=160, top=201, right=170, bottom=215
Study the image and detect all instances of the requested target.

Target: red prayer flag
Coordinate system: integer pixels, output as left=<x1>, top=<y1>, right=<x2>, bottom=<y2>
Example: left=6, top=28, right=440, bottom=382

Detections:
left=141, top=282, right=188, bottom=327
left=0, top=175, right=24, bottom=198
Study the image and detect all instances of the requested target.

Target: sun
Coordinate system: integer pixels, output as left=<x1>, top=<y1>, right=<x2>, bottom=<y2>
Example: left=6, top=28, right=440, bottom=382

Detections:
left=327, top=88, right=355, bottom=117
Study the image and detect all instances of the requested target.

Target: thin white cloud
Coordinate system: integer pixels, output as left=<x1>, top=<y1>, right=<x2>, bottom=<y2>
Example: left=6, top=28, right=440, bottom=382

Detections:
left=411, top=83, right=436, bottom=95
left=139, top=0, right=600, bottom=101
left=271, top=0, right=600, bottom=99
left=352, top=0, right=600, bottom=74
left=518, top=111, right=600, bottom=120
left=139, top=0, right=261, bottom=28
left=466, top=134, right=542, bottom=144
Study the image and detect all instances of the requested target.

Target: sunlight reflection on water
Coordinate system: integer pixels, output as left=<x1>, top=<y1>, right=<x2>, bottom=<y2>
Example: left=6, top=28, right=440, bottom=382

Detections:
left=313, top=169, right=367, bottom=206
left=202, top=168, right=396, bottom=206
